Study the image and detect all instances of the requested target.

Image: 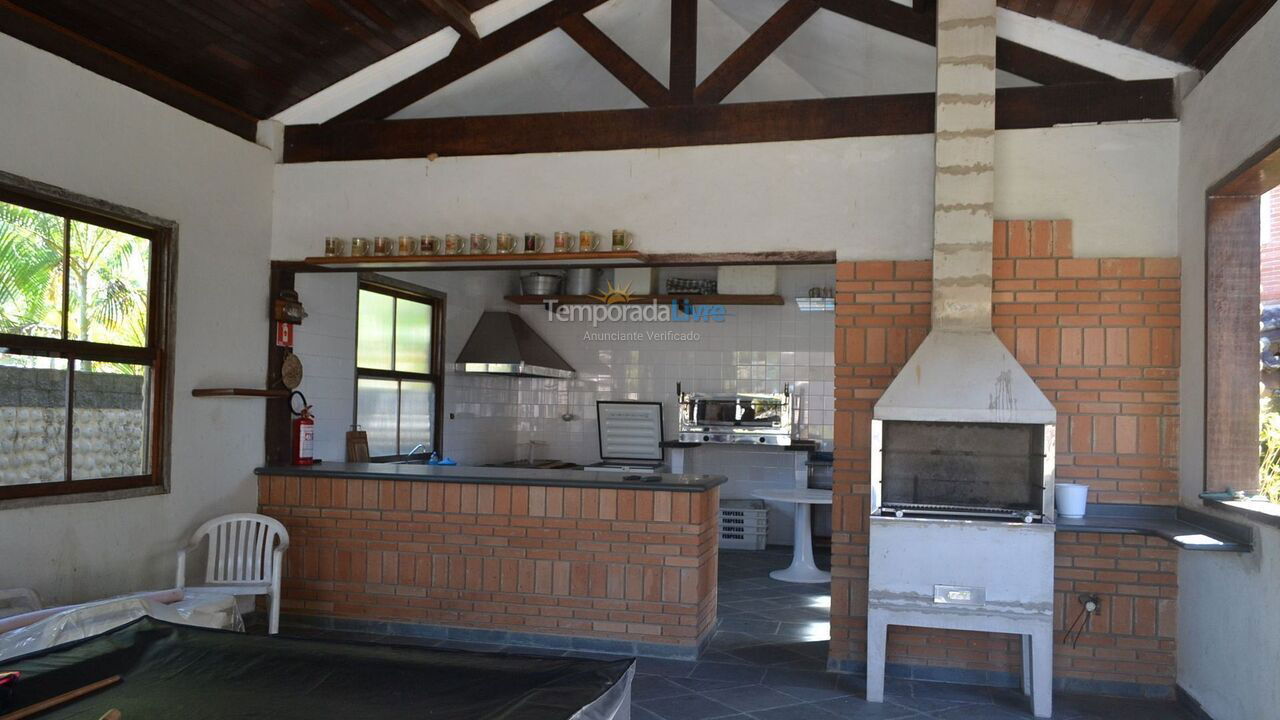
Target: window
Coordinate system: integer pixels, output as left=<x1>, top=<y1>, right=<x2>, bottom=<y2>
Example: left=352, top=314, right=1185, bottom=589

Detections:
left=355, top=278, right=443, bottom=459
left=1205, top=134, right=1280, bottom=510
left=0, top=185, right=171, bottom=502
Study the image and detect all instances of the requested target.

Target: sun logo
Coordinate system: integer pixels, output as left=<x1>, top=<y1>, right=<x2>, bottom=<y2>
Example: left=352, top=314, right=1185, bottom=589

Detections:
left=588, top=280, right=634, bottom=304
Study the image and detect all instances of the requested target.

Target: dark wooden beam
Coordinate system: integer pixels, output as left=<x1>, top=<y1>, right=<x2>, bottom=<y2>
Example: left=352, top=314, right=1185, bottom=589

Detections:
left=419, top=0, right=479, bottom=41
left=817, top=0, right=1116, bottom=84
left=560, top=14, right=672, bottom=107
left=0, top=0, right=258, bottom=140
left=670, top=0, right=698, bottom=104
left=284, top=79, right=1175, bottom=162
left=330, top=0, right=611, bottom=122
left=694, top=0, right=819, bottom=105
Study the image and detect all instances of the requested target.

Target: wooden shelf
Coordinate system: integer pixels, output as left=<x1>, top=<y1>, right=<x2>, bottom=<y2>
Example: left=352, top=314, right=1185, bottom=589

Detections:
left=301, top=251, right=644, bottom=271
left=505, top=294, right=785, bottom=306
left=192, top=388, right=290, bottom=398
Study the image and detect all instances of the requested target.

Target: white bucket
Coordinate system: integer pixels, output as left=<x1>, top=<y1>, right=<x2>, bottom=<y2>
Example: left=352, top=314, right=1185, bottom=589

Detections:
left=1055, top=483, right=1089, bottom=518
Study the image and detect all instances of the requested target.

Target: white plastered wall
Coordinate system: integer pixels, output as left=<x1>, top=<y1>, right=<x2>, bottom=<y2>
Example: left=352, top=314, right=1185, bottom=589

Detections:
left=1175, top=6, right=1280, bottom=720
left=0, top=34, right=274, bottom=604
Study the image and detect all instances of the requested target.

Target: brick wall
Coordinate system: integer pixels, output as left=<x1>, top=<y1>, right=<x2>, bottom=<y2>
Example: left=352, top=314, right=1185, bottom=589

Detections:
left=1264, top=190, right=1280, bottom=304
left=259, top=475, right=719, bottom=650
left=829, top=220, right=1181, bottom=693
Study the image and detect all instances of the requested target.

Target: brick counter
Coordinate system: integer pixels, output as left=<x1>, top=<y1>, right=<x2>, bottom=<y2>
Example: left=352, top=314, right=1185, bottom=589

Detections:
left=258, top=473, right=720, bottom=657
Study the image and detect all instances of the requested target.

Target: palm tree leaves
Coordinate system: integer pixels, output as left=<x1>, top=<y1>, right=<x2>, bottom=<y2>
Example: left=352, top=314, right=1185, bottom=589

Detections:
left=0, top=200, right=150, bottom=352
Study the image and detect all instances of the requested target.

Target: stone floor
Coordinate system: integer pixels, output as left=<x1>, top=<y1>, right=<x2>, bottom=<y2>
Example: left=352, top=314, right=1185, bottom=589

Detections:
left=277, top=546, right=1195, bottom=719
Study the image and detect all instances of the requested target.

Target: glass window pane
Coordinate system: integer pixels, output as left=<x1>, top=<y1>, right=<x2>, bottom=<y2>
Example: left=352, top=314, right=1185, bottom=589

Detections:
left=399, top=381, right=435, bottom=454
left=71, top=361, right=151, bottom=480
left=357, top=378, right=398, bottom=457
left=0, top=353, right=67, bottom=486
left=67, top=222, right=151, bottom=346
left=357, top=290, right=394, bottom=370
left=0, top=200, right=65, bottom=339
left=395, top=299, right=431, bottom=373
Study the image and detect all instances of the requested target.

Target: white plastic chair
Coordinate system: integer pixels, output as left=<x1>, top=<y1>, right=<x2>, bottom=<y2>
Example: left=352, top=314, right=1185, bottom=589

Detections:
left=176, top=513, right=289, bottom=634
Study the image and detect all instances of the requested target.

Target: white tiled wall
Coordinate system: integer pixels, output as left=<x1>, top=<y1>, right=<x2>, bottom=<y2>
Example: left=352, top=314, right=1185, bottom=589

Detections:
left=292, top=273, right=357, bottom=462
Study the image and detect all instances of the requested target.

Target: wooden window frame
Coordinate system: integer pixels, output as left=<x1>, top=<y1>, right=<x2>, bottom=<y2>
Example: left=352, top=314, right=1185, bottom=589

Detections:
left=0, top=179, right=174, bottom=503
left=1204, top=133, right=1280, bottom=496
left=355, top=274, right=445, bottom=461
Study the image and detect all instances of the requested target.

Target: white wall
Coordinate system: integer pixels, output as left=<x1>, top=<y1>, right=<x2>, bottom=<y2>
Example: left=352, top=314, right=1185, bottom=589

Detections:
left=0, top=35, right=274, bottom=604
left=1175, top=6, right=1280, bottom=720
left=272, top=122, right=1178, bottom=262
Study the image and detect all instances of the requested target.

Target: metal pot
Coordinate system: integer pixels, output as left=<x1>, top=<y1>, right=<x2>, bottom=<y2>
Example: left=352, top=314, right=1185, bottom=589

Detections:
left=564, top=268, right=600, bottom=296
left=521, top=272, right=562, bottom=296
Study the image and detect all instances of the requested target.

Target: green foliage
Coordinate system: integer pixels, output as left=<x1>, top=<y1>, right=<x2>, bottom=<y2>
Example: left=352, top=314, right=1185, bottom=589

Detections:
left=0, top=200, right=150, bottom=374
left=1259, top=407, right=1280, bottom=504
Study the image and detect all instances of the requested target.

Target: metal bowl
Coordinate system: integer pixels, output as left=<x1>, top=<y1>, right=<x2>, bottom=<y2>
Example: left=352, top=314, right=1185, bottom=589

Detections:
left=521, top=273, right=562, bottom=296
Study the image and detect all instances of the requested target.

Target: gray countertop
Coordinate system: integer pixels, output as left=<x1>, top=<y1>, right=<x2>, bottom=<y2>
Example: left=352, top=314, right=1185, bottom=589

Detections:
left=1055, top=503, right=1252, bottom=552
left=255, top=462, right=727, bottom=493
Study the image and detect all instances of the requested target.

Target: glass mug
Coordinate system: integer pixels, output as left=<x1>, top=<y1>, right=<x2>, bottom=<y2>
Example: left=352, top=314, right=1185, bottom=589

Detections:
left=350, top=237, right=372, bottom=256
left=397, top=235, right=418, bottom=256
left=444, top=234, right=464, bottom=255
left=495, top=233, right=517, bottom=254
left=470, top=233, right=490, bottom=255
left=324, top=236, right=346, bottom=257
left=611, top=229, right=632, bottom=252
left=421, top=235, right=441, bottom=255
left=578, top=231, right=600, bottom=252
left=524, top=233, right=544, bottom=253
left=553, top=232, right=575, bottom=253
left=373, top=236, right=394, bottom=256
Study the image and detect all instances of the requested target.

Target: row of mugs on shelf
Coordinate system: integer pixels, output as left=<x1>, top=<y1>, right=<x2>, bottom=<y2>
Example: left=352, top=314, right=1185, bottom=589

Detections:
left=323, top=230, right=633, bottom=257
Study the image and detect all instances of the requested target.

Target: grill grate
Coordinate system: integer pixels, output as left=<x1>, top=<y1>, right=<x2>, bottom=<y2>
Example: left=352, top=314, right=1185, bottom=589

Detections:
left=881, top=502, right=1041, bottom=522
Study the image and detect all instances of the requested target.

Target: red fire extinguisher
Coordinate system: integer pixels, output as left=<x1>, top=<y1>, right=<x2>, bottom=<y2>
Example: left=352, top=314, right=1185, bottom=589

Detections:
left=290, top=391, right=315, bottom=466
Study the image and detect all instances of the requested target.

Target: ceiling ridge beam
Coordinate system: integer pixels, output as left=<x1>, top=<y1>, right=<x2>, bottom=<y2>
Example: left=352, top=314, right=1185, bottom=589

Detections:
left=559, top=14, right=673, bottom=107
left=329, top=0, right=612, bottom=123
left=669, top=0, right=697, bottom=104
left=284, top=78, right=1176, bottom=162
left=418, top=0, right=480, bottom=41
left=694, top=0, right=820, bottom=105
left=0, top=0, right=258, bottom=140
left=817, top=0, right=1116, bottom=84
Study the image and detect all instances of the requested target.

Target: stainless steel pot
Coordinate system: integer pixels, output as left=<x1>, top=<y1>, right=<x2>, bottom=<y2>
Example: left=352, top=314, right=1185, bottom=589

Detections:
left=521, top=272, right=562, bottom=296
left=564, top=268, right=600, bottom=296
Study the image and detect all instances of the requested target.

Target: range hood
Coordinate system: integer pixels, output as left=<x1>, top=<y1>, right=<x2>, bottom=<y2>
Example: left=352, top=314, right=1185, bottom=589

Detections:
left=454, top=311, right=575, bottom=379
left=874, top=0, right=1054, bottom=426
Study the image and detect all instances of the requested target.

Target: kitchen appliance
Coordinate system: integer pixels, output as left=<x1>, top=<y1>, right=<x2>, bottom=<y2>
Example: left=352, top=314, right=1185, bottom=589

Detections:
left=454, top=311, right=575, bottom=379
left=676, top=384, right=792, bottom=446
left=586, top=401, right=666, bottom=472
left=520, top=272, right=562, bottom=296
left=564, top=268, right=600, bottom=296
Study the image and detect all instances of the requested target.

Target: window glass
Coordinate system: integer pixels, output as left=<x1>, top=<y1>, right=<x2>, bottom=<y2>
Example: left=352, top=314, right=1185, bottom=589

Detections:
left=356, top=290, right=394, bottom=370
left=0, top=353, right=67, bottom=486
left=0, top=200, right=65, bottom=339
left=71, top=361, right=151, bottom=480
left=395, top=299, right=431, bottom=373
left=66, top=221, right=151, bottom=346
left=356, top=378, right=399, bottom=457
left=399, top=381, right=435, bottom=454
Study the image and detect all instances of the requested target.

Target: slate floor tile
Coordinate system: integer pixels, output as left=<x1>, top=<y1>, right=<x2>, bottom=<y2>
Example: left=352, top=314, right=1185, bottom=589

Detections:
left=701, top=685, right=808, bottom=713
left=638, top=693, right=741, bottom=720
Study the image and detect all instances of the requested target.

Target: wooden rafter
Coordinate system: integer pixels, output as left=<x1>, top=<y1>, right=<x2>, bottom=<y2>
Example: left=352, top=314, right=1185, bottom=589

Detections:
left=694, top=0, right=819, bottom=105
left=330, top=0, right=611, bottom=123
left=418, top=0, right=479, bottom=41
left=0, top=0, right=258, bottom=139
left=285, top=79, right=1175, bottom=162
left=669, top=0, right=698, bottom=104
left=818, top=0, right=1115, bottom=84
left=560, top=14, right=672, bottom=107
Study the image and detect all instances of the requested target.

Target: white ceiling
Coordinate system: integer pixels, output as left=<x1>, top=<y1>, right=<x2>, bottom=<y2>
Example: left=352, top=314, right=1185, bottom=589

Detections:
left=390, top=0, right=1035, bottom=120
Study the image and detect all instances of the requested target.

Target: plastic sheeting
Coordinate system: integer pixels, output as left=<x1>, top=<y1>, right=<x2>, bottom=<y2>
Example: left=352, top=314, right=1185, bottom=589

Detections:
left=0, top=591, right=241, bottom=662
left=0, top=617, right=635, bottom=720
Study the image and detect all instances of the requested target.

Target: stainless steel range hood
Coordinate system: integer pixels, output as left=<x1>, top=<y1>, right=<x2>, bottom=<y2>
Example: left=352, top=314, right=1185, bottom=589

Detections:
left=454, top=311, right=575, bottom=379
